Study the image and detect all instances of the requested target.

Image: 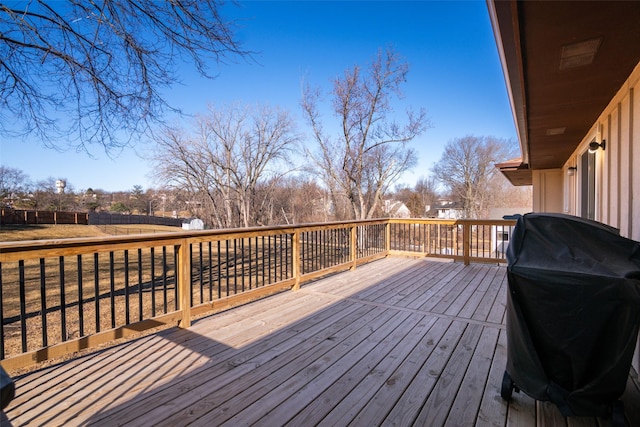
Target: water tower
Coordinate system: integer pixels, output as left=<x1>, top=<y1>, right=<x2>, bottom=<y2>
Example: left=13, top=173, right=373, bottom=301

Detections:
left=55, top=180, right=66, bottom=194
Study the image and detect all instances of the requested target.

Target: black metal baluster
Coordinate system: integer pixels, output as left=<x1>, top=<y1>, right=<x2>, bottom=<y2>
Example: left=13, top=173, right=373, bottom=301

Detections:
left=299, top=232, right=304, bottom=274
left=274, top=235, right=279, bottom=282
left=124, top=250, right=130, bottom=325
left=19, top=260, right=27, bottom=351
left=336, top=230, right=341, bottom=264
left=77, top=254, right=84, bottom=337
left=138, top=248, right=143, bottom=321
left=254, top=236, right=259, bottom=287
left=241, top=238, right=245, bottom=292
left=323, top=230, right=327, bottom=268
left=199, top=242, right=204, bottom=304
left=268, top=235, right=272, bottom=284
left=233, top=239, right=238, bottom=294
left=405, top=223, right=409, bottom=251
left=278, top=235, right=283, bottom=278
left=94, top=253, right=100, bottom=333
left=208, top=242, right=213, bottom=300
left=40, top=259, right=48, bottom=347
left=110, top=251, right=116, bottom=328
left=225, top=240, right=230, bottom=296
left=315, top=230, right=319, bottom=271
left=173, top=247, right=179, bottom=310
left=308, top=231, right=313, bottom=274
left=285, top=234, right=289, bottom=279
left=368, top=225, right=372, bottom=256
left=248, top=238, right=253, bottom=290
left=273, top=235, right=277, bottom=283
left=150, top=247, right=156, bottom=317
left=224, top=239, right=230, bottom=296
left=189, top=244, right=194, bottom=308
left=162, top=246, right=168, bottom=313
left=261, top=236, right=265, bottom=287
left=217, top=240, right=222, bottom=298
left=364, top=226, right=368, bottom=257
left=59, top=256, right=66, bottom=342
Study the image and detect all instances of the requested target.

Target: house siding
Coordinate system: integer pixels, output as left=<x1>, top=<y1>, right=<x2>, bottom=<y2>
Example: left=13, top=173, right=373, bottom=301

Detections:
left=559, top=62, right=640, bottom=374
left=563, top=61, right=640, bottom=242
left=532, top=169, right=563, bottom=213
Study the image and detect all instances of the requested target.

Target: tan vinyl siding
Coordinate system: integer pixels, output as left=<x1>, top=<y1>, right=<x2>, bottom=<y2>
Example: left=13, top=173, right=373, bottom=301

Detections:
left=565, top=61, right=640, bottom=241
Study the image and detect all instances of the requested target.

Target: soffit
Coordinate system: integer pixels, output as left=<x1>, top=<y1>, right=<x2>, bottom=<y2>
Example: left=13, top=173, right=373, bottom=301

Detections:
left=491, top=1, right=640, bottom=174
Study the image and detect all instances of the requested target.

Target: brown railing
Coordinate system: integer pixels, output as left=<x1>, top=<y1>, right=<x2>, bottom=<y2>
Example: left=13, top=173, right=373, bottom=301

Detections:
left=0, top=218, right=515, bottom=371
left=388, top=219, right=516, bottom=264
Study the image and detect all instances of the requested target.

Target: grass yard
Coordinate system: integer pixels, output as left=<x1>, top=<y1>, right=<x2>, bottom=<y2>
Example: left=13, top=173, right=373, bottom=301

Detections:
left=0, top=223, right=186, bottom=365
left=0, top=224, right=109, bottom=242
left=0, top=224, right=181, bottom=242
left=0, top=224, right=287, bottom=366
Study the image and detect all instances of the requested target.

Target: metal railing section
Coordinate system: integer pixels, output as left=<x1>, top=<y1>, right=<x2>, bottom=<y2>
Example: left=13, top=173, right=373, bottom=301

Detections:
left=0, top=218, right=515, bottom=370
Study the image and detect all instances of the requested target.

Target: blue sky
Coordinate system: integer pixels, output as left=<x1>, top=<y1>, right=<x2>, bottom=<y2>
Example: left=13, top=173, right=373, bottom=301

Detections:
left=0, top=0, right=516, bottom=192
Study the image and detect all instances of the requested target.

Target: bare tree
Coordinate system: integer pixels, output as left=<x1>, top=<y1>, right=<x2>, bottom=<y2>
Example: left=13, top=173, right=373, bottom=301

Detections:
left=150, top=104, right=300, bottom=228
left=393, top=177, right=439, bottom=218
left=301, top=47, right=430, bottom=220
left=432, top=136, right=518, bottom=218
left=30, top=177, right=76, bottom=211
left=0, top=0, right=246, bottom=152
left=487, top=172, right=532, bottom=210
left=0, top=166, right=31, bottom=202
left=266, top=175, right=329, bottom=224
left=414, top=176, right=439, bottom=214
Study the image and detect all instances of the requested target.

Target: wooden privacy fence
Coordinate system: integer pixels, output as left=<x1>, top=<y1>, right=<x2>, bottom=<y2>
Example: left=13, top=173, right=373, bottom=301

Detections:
left=1, top=209, right=89, bottom=225
left=0, top=209, right=183, bottom=227
left=0, top=218, right=515, bottom=371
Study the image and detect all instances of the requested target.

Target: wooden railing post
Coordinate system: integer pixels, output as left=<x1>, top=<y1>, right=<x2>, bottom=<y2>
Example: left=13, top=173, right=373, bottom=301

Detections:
left=350, top=225, right=357, bottom=270
left=385, top=221, right=391, bottom=255
left=463, top=221, right=471, bottom=265
left=178, top=240, right=191, bottom=328
left=292, top=230, right=301, bottom=290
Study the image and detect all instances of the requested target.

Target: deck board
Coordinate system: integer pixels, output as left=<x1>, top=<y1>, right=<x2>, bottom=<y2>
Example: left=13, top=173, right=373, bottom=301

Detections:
left=3, top=257, right=639, bottom=426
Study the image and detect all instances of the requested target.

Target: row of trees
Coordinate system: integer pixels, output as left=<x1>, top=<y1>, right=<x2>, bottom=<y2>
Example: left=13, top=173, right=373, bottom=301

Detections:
left=145, top=48, right=528, bottom=227
left=0, top=171, right=149, bottom=215
left=1, top=131, right=530, bottom=226
left=148, top=48, right=432, bottom=227
left=1, top=2, right=530, bottom=228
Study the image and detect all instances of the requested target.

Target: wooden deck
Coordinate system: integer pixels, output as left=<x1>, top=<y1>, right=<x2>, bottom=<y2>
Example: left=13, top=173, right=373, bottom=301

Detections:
left=3, top=258, right=639, bottom=426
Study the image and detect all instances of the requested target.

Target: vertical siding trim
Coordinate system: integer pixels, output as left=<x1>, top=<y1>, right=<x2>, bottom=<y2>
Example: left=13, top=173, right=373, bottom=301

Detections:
left=606, top=115, right=612, bottom=222
left=629, top=88, right=635, bottom=238
left=617, top=103, right=622, bottom=229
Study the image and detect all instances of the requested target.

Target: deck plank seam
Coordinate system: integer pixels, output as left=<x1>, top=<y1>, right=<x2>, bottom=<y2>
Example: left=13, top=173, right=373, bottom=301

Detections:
left=298, top=287, right=506, bottom=330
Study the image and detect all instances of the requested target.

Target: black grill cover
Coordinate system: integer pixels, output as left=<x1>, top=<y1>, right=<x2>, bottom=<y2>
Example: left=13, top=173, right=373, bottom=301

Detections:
left=505, top=213, right=640, bottom=417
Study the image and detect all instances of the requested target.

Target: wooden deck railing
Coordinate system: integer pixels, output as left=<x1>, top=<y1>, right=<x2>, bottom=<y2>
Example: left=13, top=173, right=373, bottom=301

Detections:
left=0, top=218, right=515, bottom=371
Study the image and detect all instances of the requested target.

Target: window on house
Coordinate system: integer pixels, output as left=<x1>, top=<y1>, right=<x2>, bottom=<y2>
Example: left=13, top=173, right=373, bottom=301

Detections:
left=580, top=150, right=596, bottom=220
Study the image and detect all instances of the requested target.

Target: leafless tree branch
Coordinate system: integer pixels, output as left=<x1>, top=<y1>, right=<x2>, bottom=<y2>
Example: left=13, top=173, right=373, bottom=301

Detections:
left=0, top=0, right=248, bottom=152
left=301, top=47, right=430, bottom=220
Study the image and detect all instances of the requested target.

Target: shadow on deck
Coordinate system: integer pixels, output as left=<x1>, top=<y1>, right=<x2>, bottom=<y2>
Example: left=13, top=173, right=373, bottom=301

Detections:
left=3, top=258, right=639, bottom=426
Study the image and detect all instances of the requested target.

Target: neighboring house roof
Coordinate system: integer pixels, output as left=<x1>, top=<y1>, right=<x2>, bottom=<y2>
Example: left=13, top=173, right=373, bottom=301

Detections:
left=425, top=200, right=464, bottom=219
left=384, top=200, right=411, bottom=219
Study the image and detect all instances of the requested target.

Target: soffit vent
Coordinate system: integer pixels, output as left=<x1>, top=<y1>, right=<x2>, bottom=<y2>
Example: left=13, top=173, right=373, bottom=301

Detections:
left=546, top=127, right=566, bottom=136
left=560, top=37, right=602, bottom=70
